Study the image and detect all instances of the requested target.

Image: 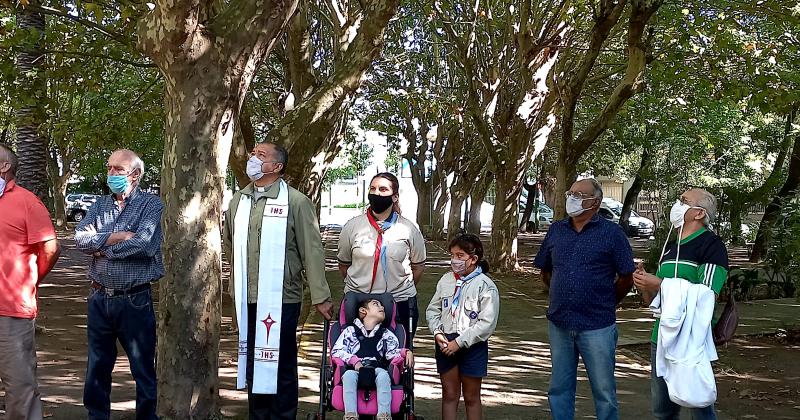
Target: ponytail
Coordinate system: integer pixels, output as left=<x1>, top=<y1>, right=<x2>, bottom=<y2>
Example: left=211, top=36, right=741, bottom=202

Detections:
left=477, top=259, right=491, bottom=274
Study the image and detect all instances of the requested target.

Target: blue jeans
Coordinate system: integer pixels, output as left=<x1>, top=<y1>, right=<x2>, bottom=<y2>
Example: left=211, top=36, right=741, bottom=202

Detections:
left=548, top=322, right=618, bottom=420
left=651, top=344, right=717, bottom=419
left=341, top=368, right=392, bottom=415
left=83, top=287, right=157, bottom=420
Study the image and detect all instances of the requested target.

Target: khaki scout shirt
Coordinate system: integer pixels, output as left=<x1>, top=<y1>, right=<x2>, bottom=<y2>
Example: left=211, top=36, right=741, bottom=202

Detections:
left=426, top=271, right=500, bottom=348
left=337, top=213, right=426, bottom=301
left=223, top=181, right=331, bottom=305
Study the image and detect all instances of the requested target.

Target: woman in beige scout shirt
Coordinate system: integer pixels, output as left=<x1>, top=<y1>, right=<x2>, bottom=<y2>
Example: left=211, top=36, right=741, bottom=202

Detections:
left=337, top=172, right=427, bottom=337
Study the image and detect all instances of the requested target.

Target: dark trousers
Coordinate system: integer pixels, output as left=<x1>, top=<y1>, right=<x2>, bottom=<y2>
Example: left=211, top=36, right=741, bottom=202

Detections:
left=246, top=302, right=301, bottom=420
left=395, top=296, right=419, bottom=343
left=391, top=297, right=418, bottom=420
left=84, top=288, right=158, bottom=420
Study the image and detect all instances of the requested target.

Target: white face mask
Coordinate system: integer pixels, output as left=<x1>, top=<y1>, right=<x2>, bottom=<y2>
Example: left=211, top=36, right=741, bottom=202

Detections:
left=669, top=200, right=700, bottom=228
left=246, top=156, right=264, bottom=181
left=0, top=176, right=6, bottom=198
left=566, top=195, right=592, bottom=217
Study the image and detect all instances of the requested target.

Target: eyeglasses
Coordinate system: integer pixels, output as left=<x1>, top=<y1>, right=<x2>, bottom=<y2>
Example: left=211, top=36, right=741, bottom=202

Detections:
left=565, top=191, right=596, bottom=200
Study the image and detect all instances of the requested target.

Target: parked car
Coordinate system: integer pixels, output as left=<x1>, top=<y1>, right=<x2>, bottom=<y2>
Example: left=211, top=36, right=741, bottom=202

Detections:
left=598, top=198, right=654, bottom=238
left=66, top=194, right=100, bottom=222
left=65, top=193, right=83, bottom=208
left=66, top=193, right=100, bottom=207
left=518, top=202, right=554, bottom=231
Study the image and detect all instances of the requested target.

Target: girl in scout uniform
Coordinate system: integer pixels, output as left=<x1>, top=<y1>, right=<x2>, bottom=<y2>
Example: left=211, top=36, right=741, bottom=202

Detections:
left=426, top=233, right=500, bottom=420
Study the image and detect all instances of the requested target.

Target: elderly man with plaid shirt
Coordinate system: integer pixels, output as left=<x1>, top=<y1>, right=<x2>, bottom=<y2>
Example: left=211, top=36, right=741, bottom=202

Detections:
left=75, top=149, right=163, bottom=420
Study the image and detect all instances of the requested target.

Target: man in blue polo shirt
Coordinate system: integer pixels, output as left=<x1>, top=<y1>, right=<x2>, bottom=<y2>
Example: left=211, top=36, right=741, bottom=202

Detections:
left=534, top=178, right=635, bottom=420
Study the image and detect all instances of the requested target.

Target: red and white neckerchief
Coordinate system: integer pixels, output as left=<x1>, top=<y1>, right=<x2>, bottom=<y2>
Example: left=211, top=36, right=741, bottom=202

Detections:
left=366, top=209, right=399, bottom=293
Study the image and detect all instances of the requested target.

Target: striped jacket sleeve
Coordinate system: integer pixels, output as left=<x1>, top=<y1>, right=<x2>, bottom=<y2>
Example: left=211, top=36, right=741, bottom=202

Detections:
left=698, top=234, right=729, bottom=294
left=698, top=263, right=728, bottom=295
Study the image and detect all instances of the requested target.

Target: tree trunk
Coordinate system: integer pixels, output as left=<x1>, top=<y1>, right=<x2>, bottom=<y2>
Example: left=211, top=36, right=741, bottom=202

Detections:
left=415, top=181, right=434, bottom=236
left=156, top=83, right=233, bottom=418
left=750, top=131, right=800, bottom=262
left=447, top=175, right=472, bottom=242
left=723, top=108, right=796, bottom=244
left=620, top=147, right=650, bottom=229
left=411, top=172, right=445, bottom=240
left=447, top=191, right=468, bottom=242
left=554, top=0, right=662, bottom=220
left=273, top=0, right=401, bottom=201
left=467, top=171, right=492, bottom=235
left=138, top=2, right=297, bottom=417
left=519, top=181, right=537, bottom=232
left=229, top=106, right=257, bottom=189
left=52, top=178, right=68, bottom=228
left=553, top=152, right=578, bottom=220
left=14, top=1, right=49, bottom=202
left=446, top=142, right=486, bottom=241
left=430, top=178, right=449, bottom=240
left=435, top=1, right=566, bottom=270
left=490, top=166, right=525, bottom=272
left=47, top=149, right=70, bottom=228
left=282, top=122, right=343, bottom=202
left=727, top=200, right=744, bottom=243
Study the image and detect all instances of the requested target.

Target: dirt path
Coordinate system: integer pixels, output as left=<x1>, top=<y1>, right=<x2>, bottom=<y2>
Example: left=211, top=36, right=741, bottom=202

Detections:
left=8, top=232, right=799, bottom=419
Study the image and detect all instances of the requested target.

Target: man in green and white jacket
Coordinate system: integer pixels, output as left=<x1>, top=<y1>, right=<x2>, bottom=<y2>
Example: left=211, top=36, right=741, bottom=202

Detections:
left=633, top=188, right=729, bottom=420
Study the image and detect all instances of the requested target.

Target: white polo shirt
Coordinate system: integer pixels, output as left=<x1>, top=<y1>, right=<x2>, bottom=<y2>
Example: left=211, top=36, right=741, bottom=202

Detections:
left=337, top=213, right=427, bottom=301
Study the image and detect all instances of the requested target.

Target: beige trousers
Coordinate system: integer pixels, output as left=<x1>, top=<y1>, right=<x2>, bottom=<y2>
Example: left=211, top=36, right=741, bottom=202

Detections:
left=0, top=316, right=42, bottom=420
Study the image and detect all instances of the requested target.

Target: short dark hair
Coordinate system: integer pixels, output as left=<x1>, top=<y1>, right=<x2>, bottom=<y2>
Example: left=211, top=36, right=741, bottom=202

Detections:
left=0, top=143, right=18, bottom=175
left=260, top=141, right=288, bottom=175
left=359, top=299, right=379, bottom=310
left=448, top=233, right=490, bottom=274
left=358, top=299, right=381, bottom=319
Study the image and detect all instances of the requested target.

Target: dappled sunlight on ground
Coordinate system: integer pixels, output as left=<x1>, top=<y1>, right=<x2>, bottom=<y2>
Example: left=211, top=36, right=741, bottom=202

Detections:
left=13, top=232, right=799, bottom=419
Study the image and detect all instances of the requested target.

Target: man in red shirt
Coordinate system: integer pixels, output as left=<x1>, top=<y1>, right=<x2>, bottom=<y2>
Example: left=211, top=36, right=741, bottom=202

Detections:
left=0, top=143, right=61, bottom=420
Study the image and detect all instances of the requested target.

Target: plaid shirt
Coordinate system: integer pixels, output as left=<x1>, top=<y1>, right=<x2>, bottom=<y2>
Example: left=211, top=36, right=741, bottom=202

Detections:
left=75, top=187, right=164, bottom=289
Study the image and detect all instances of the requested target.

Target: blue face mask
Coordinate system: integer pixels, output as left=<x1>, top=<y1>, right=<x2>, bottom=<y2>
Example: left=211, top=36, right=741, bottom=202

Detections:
left=107, top=174, right=129, bottom=194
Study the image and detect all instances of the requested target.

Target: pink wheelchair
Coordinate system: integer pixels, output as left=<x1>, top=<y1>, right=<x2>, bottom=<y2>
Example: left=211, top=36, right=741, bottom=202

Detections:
left=308, top=292, right=421, bottom=420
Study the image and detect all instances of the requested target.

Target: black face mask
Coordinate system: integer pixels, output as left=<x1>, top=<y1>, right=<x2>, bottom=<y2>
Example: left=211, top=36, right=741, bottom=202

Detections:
left=368, top=193, right=394, bottom=214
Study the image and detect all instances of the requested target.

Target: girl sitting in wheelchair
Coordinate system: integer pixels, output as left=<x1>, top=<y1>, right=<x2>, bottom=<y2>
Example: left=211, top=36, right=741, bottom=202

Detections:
left=331, top=298, right=415, bottom=420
